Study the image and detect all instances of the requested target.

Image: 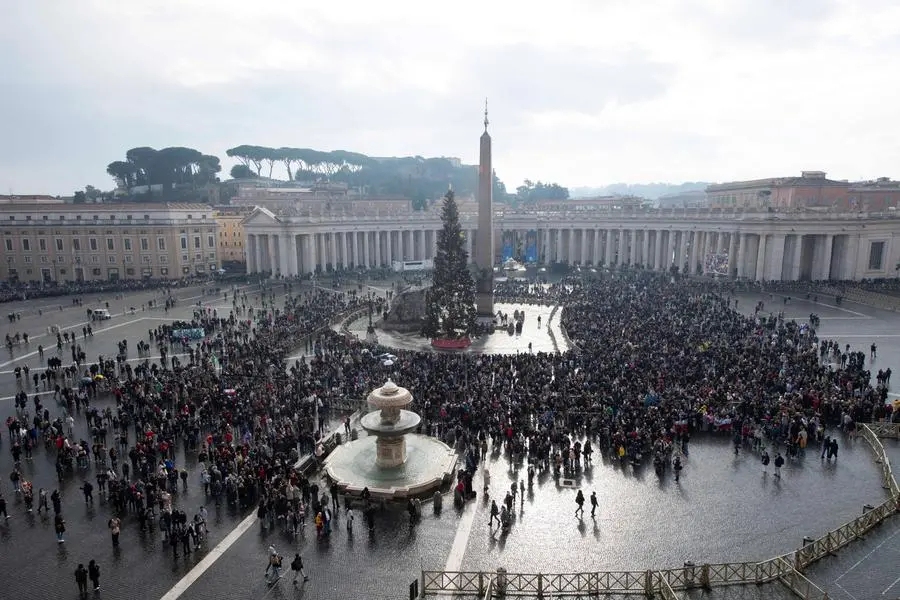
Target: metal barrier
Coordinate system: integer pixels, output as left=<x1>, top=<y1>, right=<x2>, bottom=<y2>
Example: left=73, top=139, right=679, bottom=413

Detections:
left=776, top=558, right=831, bottom=600
left=420, top=423, right=898, bottom=598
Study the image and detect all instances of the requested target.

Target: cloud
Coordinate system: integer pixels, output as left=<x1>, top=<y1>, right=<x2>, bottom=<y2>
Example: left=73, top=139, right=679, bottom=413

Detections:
left=1, top=0, right=900, bottom=193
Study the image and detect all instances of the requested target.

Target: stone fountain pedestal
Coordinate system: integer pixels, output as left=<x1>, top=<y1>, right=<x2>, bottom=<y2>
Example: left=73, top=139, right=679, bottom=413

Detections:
left=324, top=380, right=457, bottom=499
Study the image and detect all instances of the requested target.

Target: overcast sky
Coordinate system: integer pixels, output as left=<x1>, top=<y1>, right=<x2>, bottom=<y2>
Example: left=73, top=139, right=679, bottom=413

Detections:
left=2, top=0, right=899, bottom=195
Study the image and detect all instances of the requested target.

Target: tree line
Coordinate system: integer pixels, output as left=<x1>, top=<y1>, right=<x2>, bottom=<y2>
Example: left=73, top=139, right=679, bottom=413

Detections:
left=106, top=147, right=222, bottom=192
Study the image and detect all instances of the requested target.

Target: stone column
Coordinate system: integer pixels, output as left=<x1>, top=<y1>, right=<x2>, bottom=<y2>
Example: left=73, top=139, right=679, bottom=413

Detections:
left=818, top=234, right=834, bottom=280
left=842, top=234, right=860, bottom=280
left=591, top=229, right=600, bottom=265
left=602, top=230, right=612, bottom=266
left=385, top=231, right=393, bottom=267
left=399, top=230, right=406, bottom=262
left=266, top=235, right=276, bottom=273
left=642, top=230, right=651, bottom=268
left=767, top=234, right=786, bottom=280
left=788, top=235, right=803, bottom=281
left=736, top=233, right=747, bottom=278
left=626, top=231, right=635, bottom=265
left=255, top=234, right=266, bottom=272
left=729, top=232, right=739, bottom=277
left=466, top=229, right=473, bottom=260
left=754, top=234, right=767, bottom=281
left=246, top=235, right=257, bottom=273
left=687, top=232, right=697, bottom=274
left=554, top=229, right=561, bottom=263
left=580, top=230, right=589, bottom=264
left=361, top=231, right=369, bottom=267
left=665, top=230, right=675, bottom=269
left=286, top=234, right=298, bottom=276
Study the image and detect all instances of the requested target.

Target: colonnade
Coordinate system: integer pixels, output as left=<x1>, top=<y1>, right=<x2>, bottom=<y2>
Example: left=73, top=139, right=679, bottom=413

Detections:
left=243, top=223, right=870, bottom=282
left=246, top=229, right=439, bottom=277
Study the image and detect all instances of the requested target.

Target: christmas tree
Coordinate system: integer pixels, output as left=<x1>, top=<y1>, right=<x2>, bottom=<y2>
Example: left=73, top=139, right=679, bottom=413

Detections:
left=422, top=189, right=477, bottom=339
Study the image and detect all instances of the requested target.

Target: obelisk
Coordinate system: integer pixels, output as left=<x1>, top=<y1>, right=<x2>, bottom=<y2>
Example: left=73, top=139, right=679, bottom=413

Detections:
left=475, top=100, right=494, bottom=317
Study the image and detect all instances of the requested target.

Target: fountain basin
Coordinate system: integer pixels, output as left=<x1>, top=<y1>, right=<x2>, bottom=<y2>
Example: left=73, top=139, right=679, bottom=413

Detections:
left=359, top=409, right=421, bottom=436
left=324, top=434, right=457, bottom=499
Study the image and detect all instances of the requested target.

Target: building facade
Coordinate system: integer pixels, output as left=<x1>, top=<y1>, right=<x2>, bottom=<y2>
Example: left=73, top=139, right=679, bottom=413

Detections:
left=0, top=203, right=219, bottom=283
left=708, top=172, right=900, bottom=212
left=241, top=207, right=900, bottom=282
left=213, top=206, right=252, bottom=267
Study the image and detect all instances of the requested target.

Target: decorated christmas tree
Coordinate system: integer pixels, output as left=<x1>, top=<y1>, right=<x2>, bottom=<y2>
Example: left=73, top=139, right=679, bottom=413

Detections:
left=422, top=189, right=477, bottom=340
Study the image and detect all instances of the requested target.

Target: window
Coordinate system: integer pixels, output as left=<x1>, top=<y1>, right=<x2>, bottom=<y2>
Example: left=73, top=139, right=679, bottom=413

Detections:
left=187, top=214, right=193, bottom=220
left=92, top=215, right=99, bottom=220
left=108, top=255, right=116, bottom=263
left=4, top=239, right=11, bottom=251
left=208, top=252, right=216, bottom=260
left=126, top=268, right=135, bottom=276
left=157, top=237, right=166, bottom=251
left=194, top=236, right=201, bottom=249
left=23, top=256, right=32, bottom=263
left=106, top=238, right=114, bottom=251
left=160, top=267, right=168, bottom=276
left=868, top=241, right=885, bottom=270
left=124, top=255, right=133, bottom=264
left=159, top=255, right=168, bottom=264
left=40, top=256, right=49, bottom=264
left=180, top=237, right=188, bottom=250
left=140, top=238, right=149, bottom=251
left=89, top=238, right=98, bottom=251
left=92, top=268, right=101, bottom=276
left=142, top=255, right=152, bottom=264
left=91, top=255, right=100, bottom=264
left=22, top=239, right=30, bottom=251
left=55, top=239, right=63, bottom=251
left=124, top=238, right=132, bottom=251
left=39, top=238, right=47, bottom=251
left=109, top=215, right=116, bottom=221
left=42, top=215, right=48, bottom=221
left=181, top=254, right=188, bottom=262
left=73, top=239, right=81, bottom=251
left=207, top=235, right=215, bottom=248
left=144, top=215, right=150, bottom=220
left=56, top=256, right=65, bottom=264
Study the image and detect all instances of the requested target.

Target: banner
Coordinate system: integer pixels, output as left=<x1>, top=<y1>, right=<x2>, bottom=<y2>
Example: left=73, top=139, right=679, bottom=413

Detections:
left=524, top=230, right=538, bottom=263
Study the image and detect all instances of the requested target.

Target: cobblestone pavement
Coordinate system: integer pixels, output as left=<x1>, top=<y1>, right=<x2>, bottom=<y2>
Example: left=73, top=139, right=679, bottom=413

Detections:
left=0, top=281, right=347, bottom=600
left=0, top=283, right=898, bottom=600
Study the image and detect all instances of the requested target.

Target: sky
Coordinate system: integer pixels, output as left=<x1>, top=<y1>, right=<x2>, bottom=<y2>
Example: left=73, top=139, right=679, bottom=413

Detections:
left=2, top=0, right=900, bottom=196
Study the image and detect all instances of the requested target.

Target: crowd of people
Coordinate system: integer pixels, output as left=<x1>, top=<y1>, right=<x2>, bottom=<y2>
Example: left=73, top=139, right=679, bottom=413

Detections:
left=1, top=268, right=897, bottom=594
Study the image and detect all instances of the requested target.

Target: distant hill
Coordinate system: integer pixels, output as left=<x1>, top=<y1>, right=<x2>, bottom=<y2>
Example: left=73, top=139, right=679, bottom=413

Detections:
left=571, top=182, right=712, bottom=200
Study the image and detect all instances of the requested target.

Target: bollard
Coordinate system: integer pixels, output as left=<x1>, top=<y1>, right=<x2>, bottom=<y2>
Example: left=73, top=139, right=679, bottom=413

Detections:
left=495, top=567, right=507, bottom=598
left=700, top=564, right=710, bottom=590
left=683, top=562, right=695, bottom=588
left=644, top=570, right=654, bottom=598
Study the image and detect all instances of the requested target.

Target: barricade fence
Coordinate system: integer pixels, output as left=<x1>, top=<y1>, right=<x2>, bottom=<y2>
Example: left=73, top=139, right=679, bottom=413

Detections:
left=420, top=423, right=898, bottom=598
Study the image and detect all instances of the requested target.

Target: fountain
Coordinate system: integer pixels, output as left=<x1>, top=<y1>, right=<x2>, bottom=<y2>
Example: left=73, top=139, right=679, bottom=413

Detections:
left=324, top=380, right=457, bottom=498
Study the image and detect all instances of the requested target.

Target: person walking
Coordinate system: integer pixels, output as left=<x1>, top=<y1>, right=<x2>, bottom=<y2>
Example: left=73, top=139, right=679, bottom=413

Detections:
left=489, top=500, right=500, bottom=527
left=74, top=564, right=89, bottom=598
left=673, top=456, right=683, bottom=482
left=575, top=490, right=585, bottom=517
left=81, top=481, right=94, bottom=505
left=0, top=492, right=8, bottom=520
left=590, top=491, right=598, bottom=517
left=54, top=513, right=66, bottom=542
left=346, top=507, right=354, bottom=533
left=774, top=452, right=784, bottom=478
left=290, top=553, right=309, bottom=584
left=108, top=516, right=121, bottom=548
left=88, top=559, right=100, bottom=591
left=761, top=449, right=770, bottom=475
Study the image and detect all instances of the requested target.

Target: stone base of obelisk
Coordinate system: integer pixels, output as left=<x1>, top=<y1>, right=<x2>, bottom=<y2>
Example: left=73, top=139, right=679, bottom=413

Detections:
left=375, top=436, right=407, bottom=468
left=476, top=292, right=494, bottom=318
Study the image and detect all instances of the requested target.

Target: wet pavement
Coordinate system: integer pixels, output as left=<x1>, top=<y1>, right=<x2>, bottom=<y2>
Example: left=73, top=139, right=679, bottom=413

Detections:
left=0, top=282, right=898, bottom=600
left=348, top=301, right=569, bottom=355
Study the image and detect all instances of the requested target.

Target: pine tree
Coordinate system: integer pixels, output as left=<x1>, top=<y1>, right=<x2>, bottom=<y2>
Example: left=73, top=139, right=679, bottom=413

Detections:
left=422, top=189, right=477, bottom=339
